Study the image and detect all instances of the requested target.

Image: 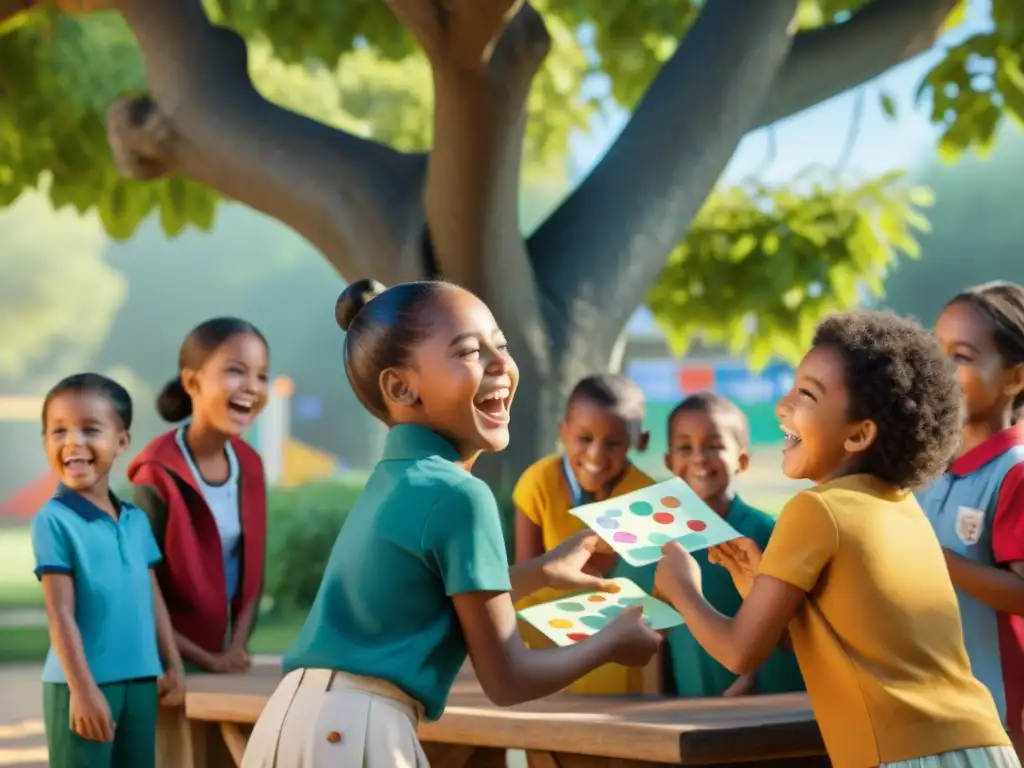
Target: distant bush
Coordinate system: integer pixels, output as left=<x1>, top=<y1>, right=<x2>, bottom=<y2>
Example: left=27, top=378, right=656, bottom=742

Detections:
left=263, top=479, right=364, bottom=616
left=262, top=477, right=516, bottom=617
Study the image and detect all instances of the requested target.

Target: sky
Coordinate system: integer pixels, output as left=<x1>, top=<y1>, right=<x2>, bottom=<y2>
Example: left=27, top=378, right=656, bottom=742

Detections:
left=560, top=2, right=994, bottom=334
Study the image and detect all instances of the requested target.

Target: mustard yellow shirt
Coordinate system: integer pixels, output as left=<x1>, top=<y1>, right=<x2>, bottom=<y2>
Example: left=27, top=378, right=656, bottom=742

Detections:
left=759, top=475, right=1008, bottom=768
left=513, top=454, right=655, bottom=694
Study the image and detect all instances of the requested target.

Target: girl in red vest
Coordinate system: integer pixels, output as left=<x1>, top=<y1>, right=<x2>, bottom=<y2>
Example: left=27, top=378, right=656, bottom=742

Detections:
left=128, top=317, right=269, bottom=768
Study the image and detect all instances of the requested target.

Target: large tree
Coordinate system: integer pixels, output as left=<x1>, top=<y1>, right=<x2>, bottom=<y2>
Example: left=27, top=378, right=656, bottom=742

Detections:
left=3, top=0, right=1022, bottom=487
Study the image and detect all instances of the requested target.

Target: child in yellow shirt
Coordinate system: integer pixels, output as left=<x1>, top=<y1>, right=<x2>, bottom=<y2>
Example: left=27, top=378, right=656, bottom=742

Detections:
left=514, top=374, right=656, bottom=694
left=655, top=311, right=1014, bottom=768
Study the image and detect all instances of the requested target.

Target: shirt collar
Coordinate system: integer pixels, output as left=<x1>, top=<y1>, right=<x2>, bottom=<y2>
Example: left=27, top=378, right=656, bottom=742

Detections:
left=561, top=454, right=595, bottom=508
left=951, top=423, right=1024, bottom=476
left=53, top=485, right=127, bottom=522
left=381, top=424, right=462, bottom=463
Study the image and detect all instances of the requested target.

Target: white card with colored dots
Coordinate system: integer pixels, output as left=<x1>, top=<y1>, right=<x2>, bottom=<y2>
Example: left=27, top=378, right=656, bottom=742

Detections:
left=517, top=578, right=683, bottom=647
left=569, top=477, right=741, bottom=567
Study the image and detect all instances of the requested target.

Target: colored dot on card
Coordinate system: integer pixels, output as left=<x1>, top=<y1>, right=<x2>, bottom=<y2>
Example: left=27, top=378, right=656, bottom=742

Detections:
left=588, top=594, right=607, bottom=603
left=567, top=633, right=590, bottom=642
left=548, top=618, right=573, bottom=629
left=580, top=614, right=610, bottom=630
left=556, top=602, right=585, bottom=613
left=618, top=596, right=643, bottom=607
left=653, top=512, right=675, bottom=525
left=603, top=509, right=622, bottom=518
left=612, top=531, right=637, bottom=544
left=648, top=532, right=672, bottom=546
left=661, top=496, right=681, bottom=508
left=600, top=605, right=623, bottom=618
left=677, top=533, right=708, bottom=550
left=627, top=545, right=663, bottom=562
left=595, top=516, right=620, bottom=530
left=629, top=501, right=654, bottom=516
left=687, top=519, right=707, bottom=532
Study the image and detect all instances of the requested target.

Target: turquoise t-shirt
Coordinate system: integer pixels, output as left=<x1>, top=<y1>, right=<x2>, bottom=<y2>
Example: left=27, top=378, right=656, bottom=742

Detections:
left=629, top=496, right=805, bottom=697
left=283, top=424, right=512, bottom=721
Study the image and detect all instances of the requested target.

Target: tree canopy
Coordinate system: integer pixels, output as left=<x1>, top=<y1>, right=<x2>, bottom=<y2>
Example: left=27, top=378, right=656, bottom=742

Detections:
left=2, top=0, right=1022, bottom=481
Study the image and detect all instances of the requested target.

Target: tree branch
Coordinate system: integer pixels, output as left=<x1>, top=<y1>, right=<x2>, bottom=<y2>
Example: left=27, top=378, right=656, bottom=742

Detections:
left=754, top=0, right=958, bottom=129
left=420, top=3, right=553, bottom=367
left=106, top=0, right=428, bottom=286
left=528, top=0, right=798, bottom=348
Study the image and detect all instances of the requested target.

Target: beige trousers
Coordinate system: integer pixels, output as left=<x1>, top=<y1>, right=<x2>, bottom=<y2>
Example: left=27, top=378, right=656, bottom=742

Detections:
left=242, top=669, right=429, bottom=768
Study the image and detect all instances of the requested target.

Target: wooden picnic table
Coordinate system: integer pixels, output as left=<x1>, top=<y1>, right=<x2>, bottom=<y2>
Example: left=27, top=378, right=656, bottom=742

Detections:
left=184, top=663, right=826, bottom=767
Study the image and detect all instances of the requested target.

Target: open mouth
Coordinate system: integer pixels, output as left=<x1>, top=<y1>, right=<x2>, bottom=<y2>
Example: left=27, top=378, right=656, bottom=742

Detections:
left=580, top=462, right=608, bottom=477
left=228, top=397, right=255, bottom=417
left=62, top=457, right=93, bottom=471
left=780, top=426, right=802, bottom=450
left=474, top=388, right=511, bottom=426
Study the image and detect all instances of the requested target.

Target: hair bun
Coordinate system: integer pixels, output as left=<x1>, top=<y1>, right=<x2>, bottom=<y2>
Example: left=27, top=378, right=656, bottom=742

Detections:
left=155, top=376, right=192, bottom=423
left=336, top=278, right=387, bottom=331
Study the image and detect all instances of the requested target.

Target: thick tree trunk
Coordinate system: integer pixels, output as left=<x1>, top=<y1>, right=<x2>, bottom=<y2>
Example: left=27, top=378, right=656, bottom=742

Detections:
left=102, top=0, right=957, bottom=491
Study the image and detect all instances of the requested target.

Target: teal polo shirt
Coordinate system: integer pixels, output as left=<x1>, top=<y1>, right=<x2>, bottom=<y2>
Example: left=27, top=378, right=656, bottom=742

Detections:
left=31, top=487, right=164, bottom=685
left=283, top=424, right=512, bottom=721
left=631, top=497, right=805, bottom=697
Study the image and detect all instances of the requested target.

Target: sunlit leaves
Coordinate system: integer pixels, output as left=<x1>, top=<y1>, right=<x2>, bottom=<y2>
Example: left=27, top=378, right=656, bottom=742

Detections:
left=918, top=0, right=1024, bottom=160
left=646, top=171, right=933, bottom=369
left=1, top=0, right=590, bottom=237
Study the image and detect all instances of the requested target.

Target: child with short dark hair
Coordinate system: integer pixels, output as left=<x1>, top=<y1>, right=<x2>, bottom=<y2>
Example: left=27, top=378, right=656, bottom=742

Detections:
left=242, top=280, right=660, bottom=767
left=513, top=372, right=657, bottom=694
left=918, top=281, right=1024, bottom=754
left=655, top=311, right=1015, bottom=768
left=32, top=373, right=183, bottom=768
left=661, top=392, right=803, bottom=697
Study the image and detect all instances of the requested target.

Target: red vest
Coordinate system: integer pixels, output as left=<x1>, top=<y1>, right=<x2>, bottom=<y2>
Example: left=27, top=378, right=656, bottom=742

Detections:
left=127, top=431, right=266, bottom=654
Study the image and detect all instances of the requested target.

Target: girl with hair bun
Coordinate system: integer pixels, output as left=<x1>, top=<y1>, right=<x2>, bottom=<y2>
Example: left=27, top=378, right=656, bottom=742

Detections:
left=127, top=318, right=270, bottom=768
left=242, top=279, right=661, bottom=767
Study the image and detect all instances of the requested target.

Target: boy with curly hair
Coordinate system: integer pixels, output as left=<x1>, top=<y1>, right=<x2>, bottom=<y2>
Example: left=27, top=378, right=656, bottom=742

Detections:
left=654, top=311, right=1017, bottom=768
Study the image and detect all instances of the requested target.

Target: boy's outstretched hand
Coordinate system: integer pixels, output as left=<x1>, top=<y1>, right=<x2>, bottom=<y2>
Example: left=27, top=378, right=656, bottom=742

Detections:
left=158, top=663, right=185, bottom=708
left=708, top=538, right=763, bottom=598
left=539, top=531, right=621, bottom=593
left=655, top=541, right=703, bottom=603
left=602, top=604, right=663, bottom=667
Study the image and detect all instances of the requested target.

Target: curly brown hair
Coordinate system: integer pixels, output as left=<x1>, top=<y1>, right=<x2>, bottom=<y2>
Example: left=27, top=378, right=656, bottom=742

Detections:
left=812, top=310, right=963, bottom=490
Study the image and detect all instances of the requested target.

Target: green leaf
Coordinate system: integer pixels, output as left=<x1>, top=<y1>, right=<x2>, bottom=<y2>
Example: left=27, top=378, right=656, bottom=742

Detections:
left=880, top=91, right=897, bottom=120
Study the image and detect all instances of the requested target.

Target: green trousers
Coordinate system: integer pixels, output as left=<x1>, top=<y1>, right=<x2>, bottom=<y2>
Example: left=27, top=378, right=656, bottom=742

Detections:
left=43, top=678, right=157, bottom=768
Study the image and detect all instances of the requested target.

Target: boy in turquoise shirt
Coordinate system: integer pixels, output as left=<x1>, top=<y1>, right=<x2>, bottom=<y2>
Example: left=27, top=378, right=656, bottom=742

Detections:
left=660, top=392, right=804, bottom=696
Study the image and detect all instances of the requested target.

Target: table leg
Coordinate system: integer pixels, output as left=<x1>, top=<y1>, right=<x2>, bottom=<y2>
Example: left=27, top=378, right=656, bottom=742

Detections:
left=219, top=723, right=248, bottom=766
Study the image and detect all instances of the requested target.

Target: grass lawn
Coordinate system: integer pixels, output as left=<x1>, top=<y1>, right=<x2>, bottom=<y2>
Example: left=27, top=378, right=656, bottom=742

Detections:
left=0, top=527, right=42, bottom=607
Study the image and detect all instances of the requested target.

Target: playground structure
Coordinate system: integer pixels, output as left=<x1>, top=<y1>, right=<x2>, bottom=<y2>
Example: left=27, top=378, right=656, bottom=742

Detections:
left=0, top=376, right=342, bottom=519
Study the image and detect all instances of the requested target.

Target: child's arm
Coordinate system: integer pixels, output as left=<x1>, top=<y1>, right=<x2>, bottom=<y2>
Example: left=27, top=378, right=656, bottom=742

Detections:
left=454, top=592, right=660, bottom=705
left=943, top=466, right=1024, bottom=615
left=152, top=572, right=185, bottom=706
left=133, top=484, right=234, bottom=672
left=41, top=576, right=115, bottom=742
left=657, top=492, right=834, bottom=674
left=432, top=482, right=660, bottom=706
left=943, top=553, right=1024, bottom=614
left=508, top=530, right=618, bottom=603
left=514, top=508, right=546, bottom=564
left=32, top=510, right=114, bottom=741
left=656, top=548, right=805, bottom=675
left=722, top=672, right=757, bottom=697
